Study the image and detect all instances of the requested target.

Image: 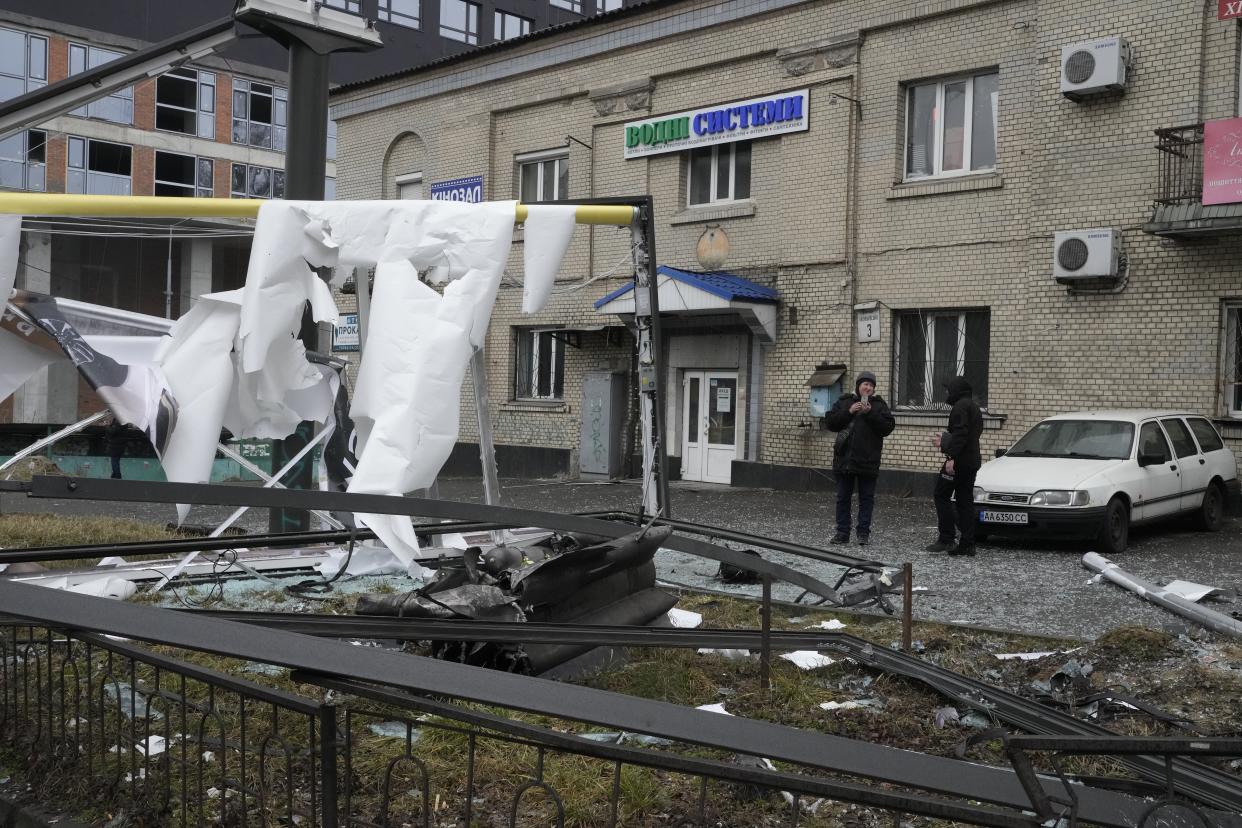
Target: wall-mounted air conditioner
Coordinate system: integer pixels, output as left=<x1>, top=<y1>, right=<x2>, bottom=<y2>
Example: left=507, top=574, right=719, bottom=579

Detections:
left=1053, top=229, right=1122, bottom=284
left=1060, top=37, right=1130, bottom=100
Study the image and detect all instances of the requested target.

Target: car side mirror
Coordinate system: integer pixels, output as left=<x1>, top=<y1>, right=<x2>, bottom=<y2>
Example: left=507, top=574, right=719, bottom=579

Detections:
left=994, top=447, right=1007, bottom=458
left=1137, top=451, right=1163, bottom=468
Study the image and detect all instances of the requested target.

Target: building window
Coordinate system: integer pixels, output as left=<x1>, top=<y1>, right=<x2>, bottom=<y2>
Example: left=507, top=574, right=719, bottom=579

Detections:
left=515, top=329, right=565, bottom=400
left=232, top=78, right=287, bottom=151
left=396, top=171, right=424, bottom=199
left=494, top=10, right=531, bottom=40
left=0, top=129, right=45, bottom=192
left=0, top=26, right=47, bottom=101
left=325, top=176, right=336, bottom=200
left=440, top=0, right=480, bottom=43
left=156, top=68, right=215, bottom=139
left=687, top=141, right=751, bottom=206
left=893, top=309, right=990, bottom=408
left=379, top=0, right=420, bottom=28
left=517, top=149, right=568, bottom=201
left=1224, top=304, right=1242, bottom=417
left=322, top=0, right=361, bottom=12
left=154, top=152, right=213, bottom=198
left=596, top=0, right=622, bottom=12
left=231, top=163, right=285, bottom=199
left=904, top=71, right=998, bottom=180
left=68, top=43, right=134, bottom=125
left=550, top=0, right=582, bottom=12
left=327, top=119, right=338, bottom=161
left=66, top=137, right=132, bottom=196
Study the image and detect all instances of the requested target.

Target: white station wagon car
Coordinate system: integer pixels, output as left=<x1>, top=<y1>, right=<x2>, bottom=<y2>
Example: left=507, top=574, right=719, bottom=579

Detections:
left=973, top=411, right=1239, bottom=554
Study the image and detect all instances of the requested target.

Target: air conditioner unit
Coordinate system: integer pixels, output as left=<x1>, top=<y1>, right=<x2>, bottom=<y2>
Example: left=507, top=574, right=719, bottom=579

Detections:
left=1060, top=37, right=1130, bottom=100
left=1053, top=229, right=1122, bottom=283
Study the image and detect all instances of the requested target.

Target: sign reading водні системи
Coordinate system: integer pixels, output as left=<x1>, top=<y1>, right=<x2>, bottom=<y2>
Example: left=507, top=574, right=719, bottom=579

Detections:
left=622, top=89, right=809, bottom=160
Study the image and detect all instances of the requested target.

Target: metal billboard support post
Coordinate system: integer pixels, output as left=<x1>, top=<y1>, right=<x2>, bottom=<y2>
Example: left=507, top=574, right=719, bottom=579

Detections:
left=246, top=9, right=381, bottom=534
left=628, top=197, right=671, bottom=519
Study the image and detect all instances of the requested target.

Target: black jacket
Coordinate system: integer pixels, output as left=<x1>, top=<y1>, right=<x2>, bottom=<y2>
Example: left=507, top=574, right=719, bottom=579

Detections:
left=104, top=419, right=136, bottom=457
left=825, top=393, right=895, bottom=476
left=940, top=377, right=983, bottom=470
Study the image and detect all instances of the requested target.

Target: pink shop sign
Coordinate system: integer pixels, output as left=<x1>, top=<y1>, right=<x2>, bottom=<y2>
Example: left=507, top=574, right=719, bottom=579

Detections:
left=1203, top=117, right=1242, bottom=206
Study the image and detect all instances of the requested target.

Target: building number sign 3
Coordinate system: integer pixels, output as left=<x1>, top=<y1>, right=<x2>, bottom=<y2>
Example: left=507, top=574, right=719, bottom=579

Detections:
left=856, top=308, right=880, bottom=343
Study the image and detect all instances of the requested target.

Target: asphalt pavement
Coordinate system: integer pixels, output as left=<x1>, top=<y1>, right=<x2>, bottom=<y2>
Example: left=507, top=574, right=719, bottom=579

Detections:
left=3, top=476, right=1240, bottom=641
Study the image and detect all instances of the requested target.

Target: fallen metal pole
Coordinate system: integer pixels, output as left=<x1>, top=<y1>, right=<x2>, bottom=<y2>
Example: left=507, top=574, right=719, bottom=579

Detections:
left=0, top=579, right=1155, bottom=825
left=902, top=561, right=913, bottom=652
left=306, top=675, right=1041, bottom=828
left=167, top=607, right=1242, bottom=815
left=1083, top=552, right=1242, bottom=638
left=584, top=510, right=887, bottom=572
left=13, top=476, right=853, bottom=604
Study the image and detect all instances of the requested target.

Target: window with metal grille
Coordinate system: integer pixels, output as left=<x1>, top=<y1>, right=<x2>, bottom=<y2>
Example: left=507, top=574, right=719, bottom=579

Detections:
left=232, top=78, right=287, bottom=151
left=893, top=309, right=990, bottom=408
left=517, top=148, right=568, bottom=201
left=156, top=68, right=215, bottom=139
left=1224, top=304, right=1242, bottom=418
left=379, top=0, right=420, bottom=28
left=596, top=0, right=623, bottom=12
left=515, top=329, right=566, bottom=400
left=550, top=0, right=582, bottom=12
left=494, top=10, right=531, bottom=40
left=440, top=0, right=480, bottom=44
left=904, top=71, right=998, bottom=180
left=687, top=141, right=751, bottom=206
left=323, top=0, right=361, bottom=12
left=68, top=43, right=133, bottom=125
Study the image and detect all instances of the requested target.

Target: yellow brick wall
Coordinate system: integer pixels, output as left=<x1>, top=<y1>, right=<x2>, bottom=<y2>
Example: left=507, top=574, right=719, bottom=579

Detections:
left=331, top=0, right=1242, bottom=478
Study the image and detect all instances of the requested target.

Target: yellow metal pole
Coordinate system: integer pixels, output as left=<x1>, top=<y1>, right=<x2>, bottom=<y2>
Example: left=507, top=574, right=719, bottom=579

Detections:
left=0, top=193, right=636, bottom=226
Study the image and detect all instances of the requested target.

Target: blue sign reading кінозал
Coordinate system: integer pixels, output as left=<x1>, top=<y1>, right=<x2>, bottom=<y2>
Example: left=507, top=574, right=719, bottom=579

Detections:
left=430, top=175, right=484, bottom=202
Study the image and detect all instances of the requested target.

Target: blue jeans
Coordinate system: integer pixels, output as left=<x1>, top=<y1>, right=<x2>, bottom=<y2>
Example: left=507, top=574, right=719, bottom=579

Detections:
left=834, top=472, right=876, bottom=537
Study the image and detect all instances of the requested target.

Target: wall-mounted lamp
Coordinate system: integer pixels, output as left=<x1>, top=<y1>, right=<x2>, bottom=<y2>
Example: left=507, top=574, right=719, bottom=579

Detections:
left=828, top=93, right=862, bottom=120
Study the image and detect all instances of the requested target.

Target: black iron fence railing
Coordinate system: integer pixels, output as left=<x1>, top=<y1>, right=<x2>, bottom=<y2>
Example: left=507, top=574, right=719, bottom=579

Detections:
left=1154, top=123, right=1205, bottom=206
left=0, top=625, right=334, bottom=827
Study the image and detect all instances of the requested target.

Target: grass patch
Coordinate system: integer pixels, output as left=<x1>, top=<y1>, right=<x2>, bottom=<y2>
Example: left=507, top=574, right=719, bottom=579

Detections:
left=1, top=455, right=64, bottom=481
left=1096, top=626, right=1174, bottom=661
left=0, top=513, right=177, bottom=551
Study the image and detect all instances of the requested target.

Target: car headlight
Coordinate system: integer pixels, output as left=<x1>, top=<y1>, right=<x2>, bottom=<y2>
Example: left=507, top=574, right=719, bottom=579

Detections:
left=1029, top=490, right=1090, bottom=507
left=973, top=487, right=986, bottom=502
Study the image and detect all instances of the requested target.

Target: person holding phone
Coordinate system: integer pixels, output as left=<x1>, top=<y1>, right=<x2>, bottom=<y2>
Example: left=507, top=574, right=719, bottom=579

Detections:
left=824, top=371, right=895, bottom=545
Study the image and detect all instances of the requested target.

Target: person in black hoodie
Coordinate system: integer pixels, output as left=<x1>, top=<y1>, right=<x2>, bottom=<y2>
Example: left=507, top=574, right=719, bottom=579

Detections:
left=825, top=371, right=895, bottom=545
left=104, top=414, right=128, bottom=479
left=927, top=375, right=984, bottom=556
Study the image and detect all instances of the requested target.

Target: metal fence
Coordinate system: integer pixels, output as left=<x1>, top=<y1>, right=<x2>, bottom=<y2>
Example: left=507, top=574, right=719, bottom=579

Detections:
left=0, top=624, right=333, bottom=827
left=2, top=621, right=970, bottom=828
left=1154, top=123, right=1204, bottom=205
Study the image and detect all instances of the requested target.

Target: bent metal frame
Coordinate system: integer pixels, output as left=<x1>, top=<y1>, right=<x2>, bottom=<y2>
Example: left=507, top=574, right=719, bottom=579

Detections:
left=0, top=191, right=672, bottom=519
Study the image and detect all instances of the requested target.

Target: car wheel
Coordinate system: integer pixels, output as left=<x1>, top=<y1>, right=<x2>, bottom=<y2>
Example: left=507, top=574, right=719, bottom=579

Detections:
left=1195, top=484, right=1224, bottom=532
left=1096, top=496, right=1129, bottom=555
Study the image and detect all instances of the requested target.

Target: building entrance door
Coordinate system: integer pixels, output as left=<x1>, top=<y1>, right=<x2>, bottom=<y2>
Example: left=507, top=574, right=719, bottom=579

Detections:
left=681, top=370, right=738, bottom=484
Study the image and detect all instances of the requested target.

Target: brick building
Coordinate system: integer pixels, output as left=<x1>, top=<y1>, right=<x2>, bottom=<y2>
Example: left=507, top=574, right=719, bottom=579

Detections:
left=329, top=0, right=1242, bottom=488
left=0, top=0, right=637, bottom=434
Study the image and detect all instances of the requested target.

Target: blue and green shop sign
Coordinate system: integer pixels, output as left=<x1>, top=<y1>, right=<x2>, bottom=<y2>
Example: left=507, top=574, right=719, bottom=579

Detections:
left=623, top=89, right=809, bottom=160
